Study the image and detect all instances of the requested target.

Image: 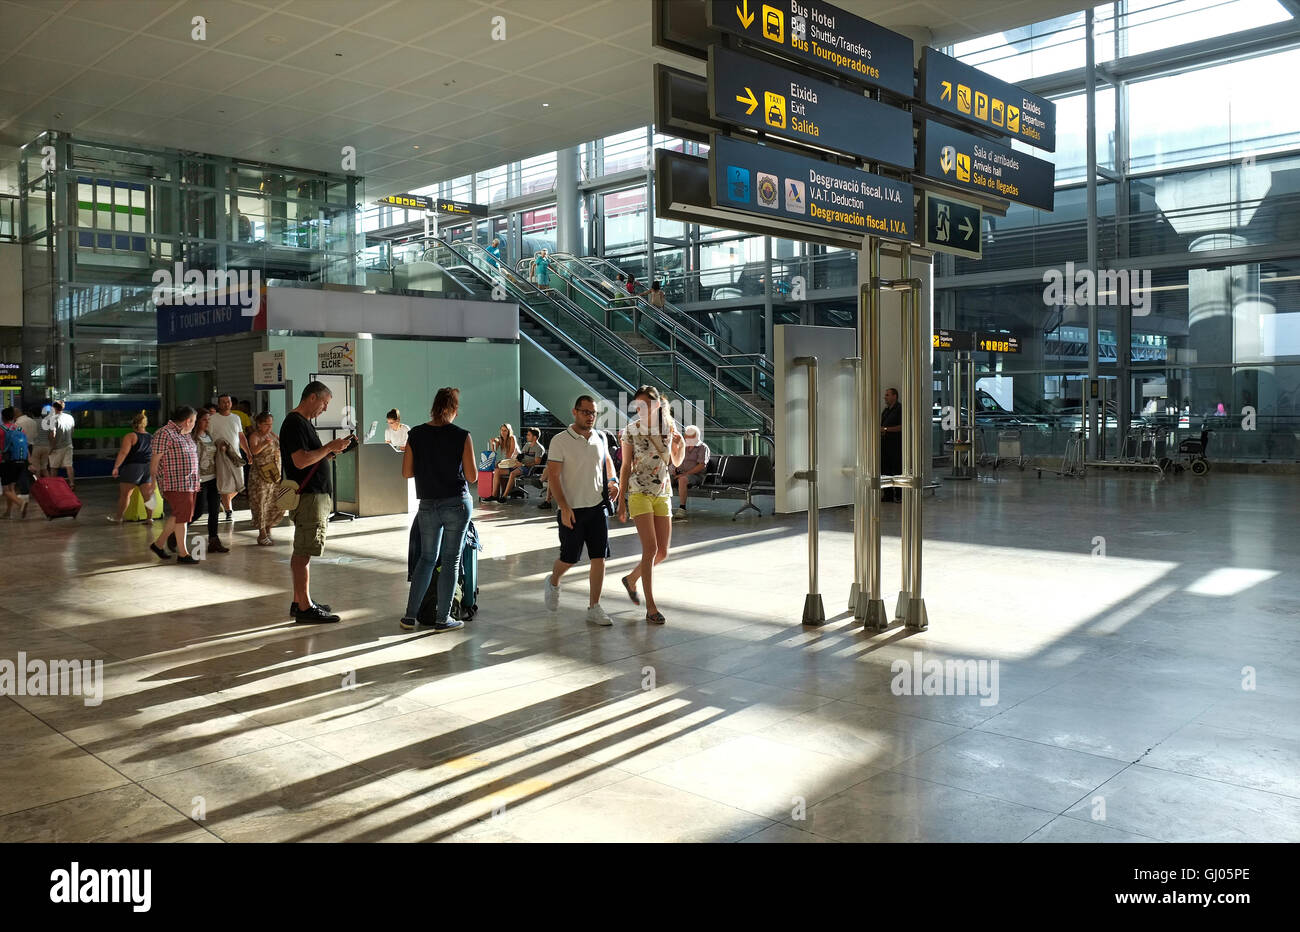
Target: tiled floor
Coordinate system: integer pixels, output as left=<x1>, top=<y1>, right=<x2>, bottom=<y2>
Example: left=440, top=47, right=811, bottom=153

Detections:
left=1, top=471, right=1298, bottom=843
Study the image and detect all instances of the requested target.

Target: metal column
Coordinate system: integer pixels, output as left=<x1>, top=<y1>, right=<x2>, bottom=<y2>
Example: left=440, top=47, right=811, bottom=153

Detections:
left=855, top=239, right=888, bottom=631
left=889, top=247, right=928, bottom=631
left=793, top=356, right=825, bottom=627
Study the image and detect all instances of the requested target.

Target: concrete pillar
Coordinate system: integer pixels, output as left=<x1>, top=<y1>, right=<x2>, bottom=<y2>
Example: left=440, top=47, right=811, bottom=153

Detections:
left=556, top=146, right=581, bottom=256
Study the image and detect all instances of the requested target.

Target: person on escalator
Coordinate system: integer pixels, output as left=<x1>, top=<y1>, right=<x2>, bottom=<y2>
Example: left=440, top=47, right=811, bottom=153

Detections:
left=486, top=237, right=502, bottom=268
left=534, top=249, right=552, bottom=288
left=648, top=281, right=666, bottom=309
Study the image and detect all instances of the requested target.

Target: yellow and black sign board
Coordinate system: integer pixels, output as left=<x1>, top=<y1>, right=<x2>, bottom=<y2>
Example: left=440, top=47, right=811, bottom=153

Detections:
left=436, top=198, right=489, bottom=218
left=933, top=329, right=973, bottom=351
left=378, top=193, right=435, bottom=211
left=922, top=47, right=1057, bottom=152
left=977, top=334, right=1021, bottom=354
left=707, top=45, right=913, bottom=169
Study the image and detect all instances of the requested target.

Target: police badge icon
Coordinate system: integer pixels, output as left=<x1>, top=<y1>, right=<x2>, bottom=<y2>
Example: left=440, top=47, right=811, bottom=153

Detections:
left=756, top=172, right=779, bottom=209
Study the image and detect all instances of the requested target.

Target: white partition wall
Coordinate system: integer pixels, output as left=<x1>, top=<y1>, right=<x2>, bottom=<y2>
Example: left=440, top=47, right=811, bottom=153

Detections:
left=775, top=325, right=858, bottom=514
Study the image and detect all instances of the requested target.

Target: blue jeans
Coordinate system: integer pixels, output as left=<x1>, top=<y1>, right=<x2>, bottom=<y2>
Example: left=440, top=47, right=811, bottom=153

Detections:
left=403, top=493, right=473, bottom=625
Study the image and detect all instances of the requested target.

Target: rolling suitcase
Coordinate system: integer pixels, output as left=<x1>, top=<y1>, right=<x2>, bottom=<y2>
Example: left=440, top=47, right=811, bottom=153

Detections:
left=31, top=477, right=82, bottom=520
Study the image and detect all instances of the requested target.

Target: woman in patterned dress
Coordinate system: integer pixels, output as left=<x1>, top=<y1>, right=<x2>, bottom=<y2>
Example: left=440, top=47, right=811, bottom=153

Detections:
left=247, top=411, right=284, bottom=545
left=616, top=386, right=685, bottom=624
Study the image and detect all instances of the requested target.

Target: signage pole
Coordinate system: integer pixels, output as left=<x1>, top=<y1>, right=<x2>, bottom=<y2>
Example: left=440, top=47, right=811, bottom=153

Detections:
left=793, top=356, right=825, bottom=627
left=898, top=245, right=929, bottom=630
left=861, top=238, right=887, bottom=632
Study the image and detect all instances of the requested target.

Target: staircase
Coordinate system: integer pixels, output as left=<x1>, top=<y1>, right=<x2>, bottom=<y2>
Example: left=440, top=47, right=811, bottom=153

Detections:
left=425, top=239, right=770, bottom=440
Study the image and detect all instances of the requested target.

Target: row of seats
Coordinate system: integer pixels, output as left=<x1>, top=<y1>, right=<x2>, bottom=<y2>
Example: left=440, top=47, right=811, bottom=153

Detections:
left=690, top=454, right=775, bottom=519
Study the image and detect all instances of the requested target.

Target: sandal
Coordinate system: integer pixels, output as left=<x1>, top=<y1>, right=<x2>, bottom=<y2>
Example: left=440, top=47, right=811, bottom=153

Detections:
left=646, top=611, right=666, bottom=625
left=621, top=575, right=640, bottom=605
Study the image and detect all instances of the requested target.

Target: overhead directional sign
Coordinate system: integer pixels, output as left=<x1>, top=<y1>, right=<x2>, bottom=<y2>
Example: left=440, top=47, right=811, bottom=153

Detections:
left=708, top=45, right=913, bottom=169
left=706, top=0, right=915, bottom=97
left=710, top=134, right=913, bottom=241
left=921, top=48, right=1057, bottom=152
left=933, top=329, right=974, bottom=351
left=919, top=120, right=1055, bottom=211
left=923, top=192, right=982, bottom=258
left=378, top=192, right=435, bottom=211
left=436, top=198, right=488, bottom=217
left=977, top=333, right=1021, bottom=354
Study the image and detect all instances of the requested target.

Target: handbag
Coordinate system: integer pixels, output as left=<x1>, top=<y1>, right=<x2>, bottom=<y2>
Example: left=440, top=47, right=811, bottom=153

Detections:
left=274, top=457, right=325, bottom=513
left=598, top=433, right=616, bottom=517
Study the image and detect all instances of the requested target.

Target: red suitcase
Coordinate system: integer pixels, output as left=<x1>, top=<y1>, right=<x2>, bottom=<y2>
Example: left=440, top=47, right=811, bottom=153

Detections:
left=30, top=477, right=82, bottom=520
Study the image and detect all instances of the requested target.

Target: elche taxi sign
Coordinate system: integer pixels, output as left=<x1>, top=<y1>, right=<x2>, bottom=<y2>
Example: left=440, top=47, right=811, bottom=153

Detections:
left=707, top=44, right=913, bottom=169
left=706, top=0, right=915, bottom=97
left=920, top=47, right=1057, bottom=153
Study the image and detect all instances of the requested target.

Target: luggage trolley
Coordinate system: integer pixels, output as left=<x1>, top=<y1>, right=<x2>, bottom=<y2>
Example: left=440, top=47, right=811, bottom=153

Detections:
left=992, top=428, right=1027, bottom=471
left=1088, top=424, right=1166, bottom=477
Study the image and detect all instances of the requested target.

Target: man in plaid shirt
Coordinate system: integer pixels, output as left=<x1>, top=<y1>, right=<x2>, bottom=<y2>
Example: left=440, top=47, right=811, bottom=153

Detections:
left=149, top=405, right=200, bottom=564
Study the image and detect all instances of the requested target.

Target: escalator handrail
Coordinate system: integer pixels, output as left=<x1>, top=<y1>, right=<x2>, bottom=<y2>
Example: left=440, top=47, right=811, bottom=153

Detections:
left=541, top=257, right=775, bottom=397
left=564, top=254, right=775, bottom=378
left=439, top=239, right=770, bottom=432
left=434, top=241, right=754, bottom=431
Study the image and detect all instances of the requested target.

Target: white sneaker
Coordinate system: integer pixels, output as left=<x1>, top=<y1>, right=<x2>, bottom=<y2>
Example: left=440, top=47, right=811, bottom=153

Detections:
left=543, top=576, right=559, bottom=612
left=586, top=603, right=613, bottom=626
left=673, top=507, right=687, bottom=519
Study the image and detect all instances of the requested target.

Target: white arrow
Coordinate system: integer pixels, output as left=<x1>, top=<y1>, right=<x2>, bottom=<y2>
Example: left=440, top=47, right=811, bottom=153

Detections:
left=959, top=215, right=975, bottom=241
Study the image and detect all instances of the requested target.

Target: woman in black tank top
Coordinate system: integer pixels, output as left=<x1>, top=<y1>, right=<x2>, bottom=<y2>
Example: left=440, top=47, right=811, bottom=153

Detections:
left=109, top=411, right=157, bottom=523
left=400, top=387, right=479, bottom=633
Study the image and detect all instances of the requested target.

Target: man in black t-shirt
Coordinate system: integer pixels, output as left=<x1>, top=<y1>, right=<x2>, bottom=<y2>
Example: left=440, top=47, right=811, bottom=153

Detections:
left=281, top=381, right=352, bottom=623
left=880, top=387, right=903, bottom=503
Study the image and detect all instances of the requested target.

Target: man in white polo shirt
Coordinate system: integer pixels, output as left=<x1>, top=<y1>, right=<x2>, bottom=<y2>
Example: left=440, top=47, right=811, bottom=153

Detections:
left=209, top=392, right=251, bottom=520
left=543, top=395, right=620, bottom=626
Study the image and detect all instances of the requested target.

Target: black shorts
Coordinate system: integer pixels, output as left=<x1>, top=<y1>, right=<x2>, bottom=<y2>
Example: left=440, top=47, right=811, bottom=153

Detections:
left=0, top=460, right=27, bottom=487
left=557, top=505, right=610, bottom=564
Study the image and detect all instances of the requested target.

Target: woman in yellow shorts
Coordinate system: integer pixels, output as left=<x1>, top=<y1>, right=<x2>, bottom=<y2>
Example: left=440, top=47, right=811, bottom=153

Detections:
left=617, top=386, right=685, bottom=624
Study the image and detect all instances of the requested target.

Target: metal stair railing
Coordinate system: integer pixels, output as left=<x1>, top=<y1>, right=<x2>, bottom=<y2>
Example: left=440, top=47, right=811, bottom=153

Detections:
left=523, top=254, right=774, bottom=411
left=436, top=240, right=767, bottom=435
left=559, top=253, right=775, bottom=399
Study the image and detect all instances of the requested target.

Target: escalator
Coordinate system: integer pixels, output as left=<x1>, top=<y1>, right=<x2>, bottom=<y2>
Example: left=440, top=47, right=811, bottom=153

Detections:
left=527, top=252, right=777, bottom=425
left=429, top=239, right=771, bottom=439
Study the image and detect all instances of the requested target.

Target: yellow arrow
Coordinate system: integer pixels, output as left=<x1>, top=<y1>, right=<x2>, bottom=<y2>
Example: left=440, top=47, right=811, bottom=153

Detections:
left=735, top=86, right=758, bottom=115
left=737, top=0, right=754, bottom=29
left=940, top=81, right=952, bottom=102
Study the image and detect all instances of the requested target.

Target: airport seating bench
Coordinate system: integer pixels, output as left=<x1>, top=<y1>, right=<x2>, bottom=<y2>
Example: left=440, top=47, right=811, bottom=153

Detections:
left=688, top=454, right=774, bottom=518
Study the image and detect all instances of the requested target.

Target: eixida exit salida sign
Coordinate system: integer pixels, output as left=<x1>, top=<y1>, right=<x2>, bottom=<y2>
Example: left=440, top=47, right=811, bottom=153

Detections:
left=708, top=45, right=913, bottom=169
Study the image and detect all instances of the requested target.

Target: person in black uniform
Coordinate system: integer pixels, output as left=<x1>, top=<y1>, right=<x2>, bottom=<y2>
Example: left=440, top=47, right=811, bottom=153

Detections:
left=880, top=388, right=903, bottom=503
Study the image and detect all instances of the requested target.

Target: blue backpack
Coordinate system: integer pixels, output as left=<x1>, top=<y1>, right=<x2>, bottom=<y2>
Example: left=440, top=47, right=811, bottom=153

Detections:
left=2, top=424, right=28, bottom=462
